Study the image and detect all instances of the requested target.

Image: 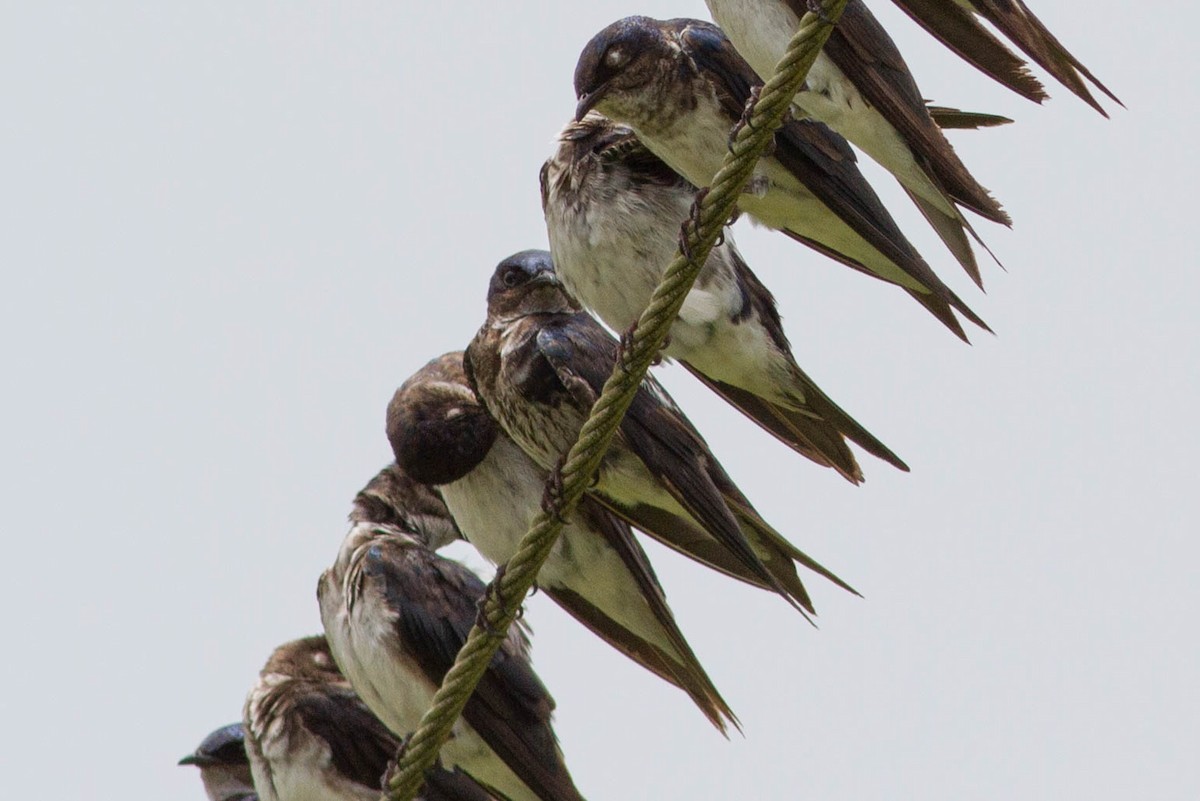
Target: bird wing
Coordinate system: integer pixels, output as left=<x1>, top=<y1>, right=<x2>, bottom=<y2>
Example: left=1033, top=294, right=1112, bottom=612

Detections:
left=292, top=686, right=400, bottom=792
left=810, top=0, right=1008, bottom=222
left=533, top=316, right=777, bottom=591
left=363, top=545, right=584, bottom=801
left=553, top=497, right=738, bottom=732
left=422, top=767, right=499, bottom=801
left=889, top=0, right=1048, bottom=102
left=969, top=0, right=1121, bottom=114
left=672, top=18, right=989, bottom=339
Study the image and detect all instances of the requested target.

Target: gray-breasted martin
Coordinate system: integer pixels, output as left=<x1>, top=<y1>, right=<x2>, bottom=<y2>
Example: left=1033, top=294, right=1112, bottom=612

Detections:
left=465, top=250, right=857, bottom=616
left=542, top=113, right=907, bottom=482
left=387, top=351, right=737, bottom=732
left=243, top=635, right=494, bottom=801
left=573, top=16, right=988, bottom=340
left=318, top=476, right=585, bottom=801
left=705, top=0, right=1007, bottom=285
left=179, top=723, right=258, bottom=801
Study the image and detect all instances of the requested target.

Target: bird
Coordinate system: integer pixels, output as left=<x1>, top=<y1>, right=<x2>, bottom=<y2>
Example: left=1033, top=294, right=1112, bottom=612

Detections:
left=243, top=635, right=496, bottom=801
left=348, top=456, right=463, bottom=551
left=465, top=249, right=857, bottom=616
left=572, top=15, right=988, bottom=340
left=179, top=722, right=259, bottom=801
left=888, top=0, right=1121, bottom=115
left=387, top=351, right=737, bottom=732
left=318, top=470, right=586, bottom=801
left=704, top=0, right=1008, bottom=286
left=541, top=112, right=907, bottom=483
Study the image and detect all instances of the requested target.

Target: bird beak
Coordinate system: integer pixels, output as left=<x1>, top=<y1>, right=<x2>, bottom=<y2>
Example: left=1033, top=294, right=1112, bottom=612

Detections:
left=575, top=84, right=610, bottom=121
left=178, top=754, right=215, bottom=767
left=530, top=271, right=560, bottom=287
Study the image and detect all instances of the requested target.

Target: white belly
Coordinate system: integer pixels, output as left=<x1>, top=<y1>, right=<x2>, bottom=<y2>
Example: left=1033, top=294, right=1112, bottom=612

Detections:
left=443, top=438, right=682, bottom=655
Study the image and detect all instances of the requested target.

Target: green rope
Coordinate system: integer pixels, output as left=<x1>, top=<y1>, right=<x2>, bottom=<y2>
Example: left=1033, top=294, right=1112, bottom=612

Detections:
left=382, top=3, right=849, bottom=798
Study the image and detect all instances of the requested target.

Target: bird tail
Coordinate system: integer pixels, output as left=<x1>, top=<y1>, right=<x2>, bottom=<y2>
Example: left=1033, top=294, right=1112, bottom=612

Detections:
left=890, top=0, right=1049, bottom=103
left=906, top=189, right=985, bottom=288
left=680, top=364, right=909, bottom=483
left=722, top=495, right=863, bottom=611
left=926, top=105, right=1014, bottom=130
left=557, top=501, right=740, bottom=735
left=972, top=0, right=1123, bottom=116
left=545, top=585, right=739, bottom=735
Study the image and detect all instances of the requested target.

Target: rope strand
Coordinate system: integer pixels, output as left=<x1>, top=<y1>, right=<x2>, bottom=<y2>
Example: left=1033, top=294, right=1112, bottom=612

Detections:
left=381, top=3, right=848, bottom=797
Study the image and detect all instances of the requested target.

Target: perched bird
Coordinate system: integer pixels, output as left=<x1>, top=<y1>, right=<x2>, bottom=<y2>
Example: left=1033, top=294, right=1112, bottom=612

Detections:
left=243, top=635, right=494, bottom=801
left=179, top=723, right=258, bottom=801
left=465, top=250, right=856, bottom=616
left=318, top=473, right=586, bottom=801
left=387, top=352, right=737, bottom=732
left=573, top=15, right=988, bottom=340
left=889, top=0, right=1121, bottom=115
left=705, top=0, right=1008, bottom=286
left=542, top=113, right=906, bottom=482
left=348, top=457, right=463, bottom=551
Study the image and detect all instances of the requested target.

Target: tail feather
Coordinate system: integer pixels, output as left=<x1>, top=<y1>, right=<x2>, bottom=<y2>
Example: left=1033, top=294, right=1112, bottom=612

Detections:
left=926, top=105, right=1014, bottom=130
left=906, top=188, right=983, bottom=288
left=973, top=1, right=1123, bottom=115
left=544, top=586, right=739, bottom=734
left=681, top=364, right=909, bottom=480
left=574, top=500, right=739, bottom=734
left=891, top=0, right=1050, bottom=102
left=725, top=498, right=862, bottom=602
left=682, top=363, right=858, bottom=481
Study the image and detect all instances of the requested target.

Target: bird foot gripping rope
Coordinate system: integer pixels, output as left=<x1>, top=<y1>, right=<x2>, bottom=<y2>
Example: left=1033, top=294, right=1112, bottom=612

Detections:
left=380, top=3, right=849, bottom=798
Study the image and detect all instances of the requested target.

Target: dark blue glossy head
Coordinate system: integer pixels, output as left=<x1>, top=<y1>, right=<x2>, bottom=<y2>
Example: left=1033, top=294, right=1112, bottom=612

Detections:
left=179, top=722, right=248, bottom=767
left=487, top=249, right=558, bottom=298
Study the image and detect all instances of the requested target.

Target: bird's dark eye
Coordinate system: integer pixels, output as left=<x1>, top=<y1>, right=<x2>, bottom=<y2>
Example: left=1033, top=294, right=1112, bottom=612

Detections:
left=502, top=268, right=523, bottom=288
left=603, top=47, right=626, bottom=70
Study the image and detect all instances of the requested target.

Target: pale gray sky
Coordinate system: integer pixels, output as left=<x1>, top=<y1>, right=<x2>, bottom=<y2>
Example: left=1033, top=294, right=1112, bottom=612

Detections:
left=1, top=1, right=1196, bottom=799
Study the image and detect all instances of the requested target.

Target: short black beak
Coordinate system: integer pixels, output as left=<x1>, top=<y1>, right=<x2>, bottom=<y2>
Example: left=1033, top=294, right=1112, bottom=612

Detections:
left=178, top=754, right=215, bottom=767
left=529, top=270, right=560, bottom=288
left=575, top=84, right=610, bottom=122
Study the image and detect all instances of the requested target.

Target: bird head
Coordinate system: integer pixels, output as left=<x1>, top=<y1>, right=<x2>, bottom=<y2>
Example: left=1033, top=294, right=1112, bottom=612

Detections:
left=262, top=636, right=348, bottom=687
left=387, top=352, right=499, bottom=487
left=485, top=249, right=579, bottom=320
left=574, top=17, right=666, bottom=122
left=350, top=463, right=462, bottom=549
left=178, top=723, right=248, bottom=769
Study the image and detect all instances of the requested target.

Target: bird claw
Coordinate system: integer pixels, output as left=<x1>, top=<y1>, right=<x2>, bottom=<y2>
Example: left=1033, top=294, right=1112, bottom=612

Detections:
left=651, top=338, right=667, bottom=366
left=743, top=86, right=764, bottom=135
left=540, top=456, right=568, bottom=521
left=678, top=186, right=710, bottom=260
left=618, top=323, right=640, bottom=374
left=381, top=740, right=411, bottom=790
left=475, top=565, right=508, bottom=635
left=806, top=0, right=835, bottom=25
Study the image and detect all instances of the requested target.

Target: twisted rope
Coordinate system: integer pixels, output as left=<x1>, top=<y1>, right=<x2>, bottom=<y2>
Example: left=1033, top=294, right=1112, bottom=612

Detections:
left=382, top=3, right=848, bottom=797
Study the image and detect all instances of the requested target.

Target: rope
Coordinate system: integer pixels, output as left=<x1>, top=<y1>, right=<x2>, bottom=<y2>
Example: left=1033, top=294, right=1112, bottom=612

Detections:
left=382, top=3, right=849, bottom=797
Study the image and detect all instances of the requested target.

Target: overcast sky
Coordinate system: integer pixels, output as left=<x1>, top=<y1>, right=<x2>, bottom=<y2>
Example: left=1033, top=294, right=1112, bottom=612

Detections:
left=1, top=1, right=1196, bottom=799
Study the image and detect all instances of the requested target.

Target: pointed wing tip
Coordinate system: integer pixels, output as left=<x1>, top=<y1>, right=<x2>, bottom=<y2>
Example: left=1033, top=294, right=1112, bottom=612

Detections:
left=706, top=709, right=743, bottom=739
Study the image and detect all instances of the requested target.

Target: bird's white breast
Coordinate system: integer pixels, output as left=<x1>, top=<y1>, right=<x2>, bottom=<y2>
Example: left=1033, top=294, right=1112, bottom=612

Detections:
left=443, top=437, right=675, bottom=649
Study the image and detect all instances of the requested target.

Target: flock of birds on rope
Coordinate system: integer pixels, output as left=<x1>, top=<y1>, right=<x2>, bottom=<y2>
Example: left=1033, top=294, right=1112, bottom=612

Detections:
left=178, top=4, right=1118, bottom=801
